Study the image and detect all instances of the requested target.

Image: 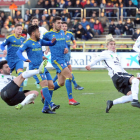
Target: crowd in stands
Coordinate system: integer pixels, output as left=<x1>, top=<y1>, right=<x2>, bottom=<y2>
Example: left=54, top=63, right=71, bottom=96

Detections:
left=0, top=0, right=140, bottom=51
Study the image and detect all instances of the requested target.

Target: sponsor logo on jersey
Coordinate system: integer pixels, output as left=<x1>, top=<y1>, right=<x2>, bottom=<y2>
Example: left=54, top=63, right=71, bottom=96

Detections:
left=14, top=41, right=16, bottom=42
left=32, top=43, right=35, bottom=45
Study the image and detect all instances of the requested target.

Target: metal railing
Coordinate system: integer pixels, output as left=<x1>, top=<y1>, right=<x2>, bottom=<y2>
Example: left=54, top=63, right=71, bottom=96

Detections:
left=30, top=8, right=46, bottom=15
left=67, top=8, right=83, bottom=19
left=121, top=7, right=138, bottom=21
left=84, top=8, right=101, bottom=19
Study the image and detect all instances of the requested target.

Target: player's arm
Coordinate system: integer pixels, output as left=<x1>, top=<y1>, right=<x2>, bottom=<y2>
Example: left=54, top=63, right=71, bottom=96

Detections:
left=16, top=43, right=31, bottom=62
left=86, top=52, right=106, bottom=71
left=71, top=34, right=76, bottom=49
left=41, top=38, right=56, bottom=46
left=0, top=37, right=10, bottom=56
left=64, top=42, right=68, bottom=54
left=133, top=37, right=140, bottom=53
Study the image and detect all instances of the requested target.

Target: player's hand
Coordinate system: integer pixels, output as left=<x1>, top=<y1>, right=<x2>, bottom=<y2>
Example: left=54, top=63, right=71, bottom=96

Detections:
left=72, top=45, right=76, bottom=49
left=64, top=48, right=68, bottom=54
left=42, top=56, right=47, bottom=60
left=51, top=38, right=56, bottom=44
left=44, top=50, right=49, bottom=55
left=26, top=59, right=31, bottom=62
left=86, top=65, right=91, bottom=71
left=3, top=50, right=7, bottom=56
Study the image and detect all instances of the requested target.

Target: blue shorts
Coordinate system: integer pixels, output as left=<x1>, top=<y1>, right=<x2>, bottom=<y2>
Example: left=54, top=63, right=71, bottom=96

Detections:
left=65, top=53, right=71, bottom=66
left=8, top=60, right=23, bottom=73
left=52, top=59, right=67, bottom=73
left=33, top=70, right=47, bottom=84
left=45, top=68, right=52, bottom=81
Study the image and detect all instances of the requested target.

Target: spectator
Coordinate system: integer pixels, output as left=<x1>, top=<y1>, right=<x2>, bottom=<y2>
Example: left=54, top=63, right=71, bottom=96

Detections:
left=67, top=1, right=73, bottom=17
left=43, top=0, right=50, bottom=9
left=109, top=20, right=116, bottom=35
left=113, top=3, right=119, bottom=18
left=105, top=2, right=114, bottom=21
left=84, top=0, right=93, bottom=17
left=100, top=0, right=106, bottom=9
left=124, top=18, right=134, bottom=35
left=126, top=0, right=136, bottom=17
left=59, top=0, right=66, bottom=8
left=50, top=1, right=57, bottom=8
left=42, top=10, right=49, bottom=20
left=48, top=16, right=53, bottom=30
left=33, top=9, right=42, bottom=21
left=61, top=9, right=71, bottom=21
left=115, top=20, right=125, bottom=35
left=119, top=3, right=127, bottom=19
left=75, top=24, right=86, bottom=40
left=94, top=19, right=104, bottom=35
left=118, top=0, right=125, bottom=6
left=81, top=18, right=89, bottom=30
left=14, top=11, right=22, bottom=20
left=19, top=18, right=24, bottom=27
left=89, top=18, right=95, bottom=31
left=93, top=2, right=99, bottom=16
left=81, top=0, right=87, bottom=8
left=65, top=0, right=70, bottom=7
left=0, top=12, right=6, bottom=26
left=1, top=22, right=10, bottom=37
left=72, top=19, right=79, bottom=33
left=132, top=29, right=140, bottom=41
left=42, top=21, right=49, bottom=31
left=56, top=0, right=60, bottom=7
left=91, top=13, right=98, bottom=21
left=134, top=9, right=140, bottom=26
left=91, top=0, right=95, bottom=6
left=67, top=18, right=73, bottom=31
left=88, top=45, right=96, bottom=52
left=14, top=18, right=19, bottom=24
left=9, top=1, right=17, bottom=11
left=83, top=25, right=94, bottom=40
left=39, top=0, right=44, bottom=7
left=9, top=24, right=15, bottom=34
left=35, top=1, right=42, bottom=8
left=24, top=10, right=31, bottom=22
left=40, top=16, right=47, bottom=25
left=138, top=0, right=140, bottom=9
left=0, top=17, right=3, bottom=32
left=74, top=0, right=82, bottom=17
left=99, top=12, right=109, bottom=28
left=24, top=21, right=30, bottom=30
left=51, top=9, right=58, bottom=17
left=7, top=16, right=14, bottom=26
left=131, top=0, right=138, bottom=6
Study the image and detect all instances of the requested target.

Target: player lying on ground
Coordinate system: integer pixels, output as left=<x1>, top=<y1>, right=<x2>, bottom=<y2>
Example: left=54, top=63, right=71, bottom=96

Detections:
left=0, top=60, right=46, bottom=110
left=86, top=34, right=140, bottom=113
left=0, top=24, right=25, bottom=91
left=53, top=21, right=84, bottom=90
left=16, top=25, right=60, bottom=114
left=43, top=16, right=80, bottom=106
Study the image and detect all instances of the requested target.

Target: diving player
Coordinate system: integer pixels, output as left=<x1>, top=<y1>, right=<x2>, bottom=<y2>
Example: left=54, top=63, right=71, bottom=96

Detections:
left=43, top=16, right=80, bottom=106
left=16, top=25, right=60, bottom=114
left=53, top=21, right=84, bottom=90
left=0, top=24, right=25, bottom=91
left=86, top=34, right=140, bottom=113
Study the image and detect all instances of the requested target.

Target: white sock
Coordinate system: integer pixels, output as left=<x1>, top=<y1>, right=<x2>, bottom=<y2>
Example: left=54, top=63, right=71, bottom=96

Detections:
left=113, top=94, right=133, bottom=105
left=25, top=66, right=29, bottom=81
left=22, top=70, right=39, bottom=79
left=21, top=94, right=37, bottom=106
left=24, top=78, right=28, bottom=82
left=131, top=78, right=139, bottom=100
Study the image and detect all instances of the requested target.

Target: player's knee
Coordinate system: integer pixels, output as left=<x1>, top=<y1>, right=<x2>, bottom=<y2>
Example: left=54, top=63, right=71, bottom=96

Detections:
left=132, top=78, right=139, bottom=85
left=48, top=84, right=54, bottom=90
left=59, top=81, right=65, bottom=86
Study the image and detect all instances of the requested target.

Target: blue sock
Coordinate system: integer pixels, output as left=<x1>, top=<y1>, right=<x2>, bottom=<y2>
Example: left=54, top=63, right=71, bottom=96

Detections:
left=65, top=78, right=73, bottom=99
left=49, top=89, right=53, bottom=97
left=18, top=71, right=23, bottom=91
left=54, top=82, right=61, bottom=90
left=72, top=73, right=78, bottom=87
left=42, top=86, right=54, bottom=108
left=53, top=75, right=58, bottom=83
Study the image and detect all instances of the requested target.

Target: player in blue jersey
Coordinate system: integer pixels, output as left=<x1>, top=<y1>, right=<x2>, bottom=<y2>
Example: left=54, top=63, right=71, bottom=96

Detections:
left=0, top=24, right=25, bottom=91
left=53, top=21, right=84, bottom=90
left=16, top=25, right=60, bottom=114
left=43, top=16, right=80, bottom=105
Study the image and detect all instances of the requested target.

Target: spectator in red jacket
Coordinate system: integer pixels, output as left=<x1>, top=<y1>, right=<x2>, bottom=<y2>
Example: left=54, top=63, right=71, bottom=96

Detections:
left=94, top=19, right=104, bottom=35
left=105, top=2, right=114, bottom=21
left=81, top=0, right=87, bottom=8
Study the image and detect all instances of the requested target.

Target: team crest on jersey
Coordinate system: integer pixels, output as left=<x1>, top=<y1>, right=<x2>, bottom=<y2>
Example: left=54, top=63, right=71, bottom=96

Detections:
left=21, top=41, right=22, bottom=43
left=67, top=36, right=69, bottom=38
left=14, top=41, right=16, bottom=42
left=61, top=33, right=62, bottom=36
left=61, top=64, right=63, bottom=67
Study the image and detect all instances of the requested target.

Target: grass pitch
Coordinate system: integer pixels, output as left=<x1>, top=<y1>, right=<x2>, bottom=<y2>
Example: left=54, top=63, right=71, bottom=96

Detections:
left=0, top=70, right=140, bottom=140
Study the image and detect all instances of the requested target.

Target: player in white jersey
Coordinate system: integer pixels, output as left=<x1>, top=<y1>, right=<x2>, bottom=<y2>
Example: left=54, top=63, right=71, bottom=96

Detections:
left=133, top=36, right=140, bottom=65
left=86, top=34, right=140, bottom=113
left=24, top=16, right=48, bottom=87
left=0, top=60, right=47, bottom=110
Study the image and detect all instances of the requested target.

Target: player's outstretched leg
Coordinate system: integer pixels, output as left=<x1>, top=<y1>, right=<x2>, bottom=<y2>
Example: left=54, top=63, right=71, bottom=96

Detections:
left=71, top=73, right=84, bottom=90
left=106, top=100, right=113, bottom=113
left=53, top=75, right=58, bottom=83
left=17, top=70, right=24, bottom=91
left=24, top=65, right=29, bottom=86
left=16, top=93, right=38, bottom=110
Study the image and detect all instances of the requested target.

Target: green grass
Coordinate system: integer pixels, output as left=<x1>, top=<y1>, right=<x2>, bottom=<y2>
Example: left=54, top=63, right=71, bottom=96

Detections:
left=0, top=70, right=140, bottom=140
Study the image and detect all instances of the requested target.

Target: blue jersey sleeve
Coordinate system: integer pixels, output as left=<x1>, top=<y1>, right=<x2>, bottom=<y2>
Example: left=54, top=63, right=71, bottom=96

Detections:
left=0, top=38, right=10, bottom=51
left=16, top=42, right=28, bottom=61
left=41, top=39, right=56, bottom=46
left=43, top=32, right=50, bottom=41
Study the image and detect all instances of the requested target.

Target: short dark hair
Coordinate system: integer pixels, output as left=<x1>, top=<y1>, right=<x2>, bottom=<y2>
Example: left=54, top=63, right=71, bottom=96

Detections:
left=52, top=16, right=61, bottom=23
left=31, top=16, right=38, bottom=22
left=0, top=60, right=8, bottom=69
left=62, top=21, right=67, bottom=25
left=15, top=23, right=22, bottom=28
left=28, top=25, right=39, bottom=36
